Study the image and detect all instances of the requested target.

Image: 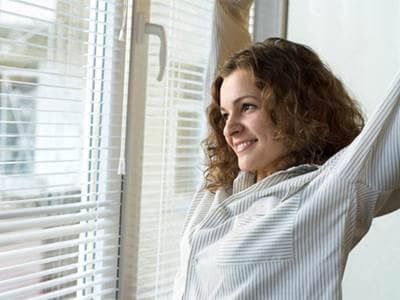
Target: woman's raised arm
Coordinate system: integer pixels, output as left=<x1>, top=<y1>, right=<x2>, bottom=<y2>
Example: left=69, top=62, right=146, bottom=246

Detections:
left=332, top=71, right=400, bottom=215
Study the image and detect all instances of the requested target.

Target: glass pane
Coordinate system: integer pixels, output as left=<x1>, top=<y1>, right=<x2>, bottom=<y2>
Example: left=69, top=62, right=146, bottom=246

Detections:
left=0, top=0, right=123, bottom=298
left=134, top=0, right=214, bottom=298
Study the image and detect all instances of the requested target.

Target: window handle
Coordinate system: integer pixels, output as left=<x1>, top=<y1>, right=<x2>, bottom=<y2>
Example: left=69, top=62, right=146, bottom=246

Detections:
left=135, top=13, right=167, bottom=81
left=145, top=23, right=166, bottom=81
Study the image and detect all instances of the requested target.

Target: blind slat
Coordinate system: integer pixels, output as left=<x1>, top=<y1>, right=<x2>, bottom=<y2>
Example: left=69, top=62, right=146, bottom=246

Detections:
left=0, top=266, right=117, bottom=299
left=0, top=134, right=121, bottom=139
left=0, top=209, right=119, bottom=232
left=0, top=9, right=121, bottom=38
left=0, top=190, right=119, bottom=206
left=1, top=183, right=77, bottom=194
left=0, top=244, right=118, bottom=273
left=6, top=0, right=123, bottom=22
left=0, top=146, right=120, bottom=152
left=31, top=280, right=118, bottom=300
left=0, top=200, right=119, bottom=218
left=4, top=168, right=120, bottom=180
left=0, top=222, right=118, bottom=246
left=0, top=255, right=118, bottom=288
left=0, top=51, right=124, bottom=74
left=0, top=233, right=119, bottom=261
left=1, top=179, right=121, bottom=193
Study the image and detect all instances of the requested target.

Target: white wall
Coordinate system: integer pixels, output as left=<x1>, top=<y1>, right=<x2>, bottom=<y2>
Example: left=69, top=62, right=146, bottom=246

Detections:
left=287, top=1, right=400, bottom=299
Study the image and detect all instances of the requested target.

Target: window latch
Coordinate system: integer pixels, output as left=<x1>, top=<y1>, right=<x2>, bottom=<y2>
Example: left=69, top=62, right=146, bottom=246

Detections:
left=135, top=13, right=167, bottom=81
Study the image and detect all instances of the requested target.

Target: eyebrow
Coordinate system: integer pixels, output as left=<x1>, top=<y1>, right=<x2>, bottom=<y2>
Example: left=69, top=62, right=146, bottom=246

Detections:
left=220, top=95, right=259, bottom=112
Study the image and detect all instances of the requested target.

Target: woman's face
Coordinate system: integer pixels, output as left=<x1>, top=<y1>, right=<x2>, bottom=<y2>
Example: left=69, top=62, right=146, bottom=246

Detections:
left=220, top=69, right=288, bottom=180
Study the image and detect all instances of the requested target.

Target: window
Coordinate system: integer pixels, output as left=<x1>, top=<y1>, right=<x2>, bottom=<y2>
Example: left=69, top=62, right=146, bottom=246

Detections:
left=118, top=0, right=215, bottom=299
left=1, top=0, right=219, bottom=298
left=0, top=72, right=36, bottom=175
left=0, top=0, right=125, bottom=298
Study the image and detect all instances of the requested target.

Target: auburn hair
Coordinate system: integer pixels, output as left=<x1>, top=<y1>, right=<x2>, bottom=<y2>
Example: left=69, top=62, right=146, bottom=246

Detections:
left=203, top=38, right=364, bottom=192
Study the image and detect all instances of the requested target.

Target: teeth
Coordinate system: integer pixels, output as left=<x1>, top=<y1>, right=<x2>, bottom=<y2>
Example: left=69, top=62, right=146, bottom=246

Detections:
left=236, top=140, right=256, bottom=152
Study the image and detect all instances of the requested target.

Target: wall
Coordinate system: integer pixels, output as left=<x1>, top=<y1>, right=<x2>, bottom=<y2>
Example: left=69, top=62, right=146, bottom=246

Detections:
left=287, top=1, right=400, bottom=299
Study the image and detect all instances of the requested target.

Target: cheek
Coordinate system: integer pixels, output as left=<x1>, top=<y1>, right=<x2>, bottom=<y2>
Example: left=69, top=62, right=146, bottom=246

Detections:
left=222, top=129, right=232, bottom=148
left=258, top=117, right=278, bottom=139
left=251, top=119, right=272, bottom=138
left=225, top=137, right=234, bottom=149
left=222, top=125, right=228, bottom=139
left=257, top=126, right=283, bottom=150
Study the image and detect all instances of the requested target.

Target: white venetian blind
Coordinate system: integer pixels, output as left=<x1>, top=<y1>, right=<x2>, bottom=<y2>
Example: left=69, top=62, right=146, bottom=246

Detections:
left=0, top=0, right=126, bottom=298
left=132, top=0, right=215, bottom=298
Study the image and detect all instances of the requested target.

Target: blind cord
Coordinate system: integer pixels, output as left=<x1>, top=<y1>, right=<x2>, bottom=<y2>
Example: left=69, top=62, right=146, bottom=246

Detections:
left=118, top=0, right=130, bottom=175
left=118, top=0, right=129, bottom=41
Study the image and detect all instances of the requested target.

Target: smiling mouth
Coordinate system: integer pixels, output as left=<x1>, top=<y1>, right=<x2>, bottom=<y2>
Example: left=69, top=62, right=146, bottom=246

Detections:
left=235, top=139, right=257, bottom=153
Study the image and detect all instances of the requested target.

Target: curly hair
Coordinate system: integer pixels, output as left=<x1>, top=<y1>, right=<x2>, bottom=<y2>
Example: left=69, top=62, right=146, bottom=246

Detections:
left=204, top=38, right=365, bottom=192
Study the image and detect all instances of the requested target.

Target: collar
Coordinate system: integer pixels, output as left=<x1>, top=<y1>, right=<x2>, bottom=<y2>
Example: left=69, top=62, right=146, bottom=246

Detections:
left=232, top=164, right=320, bottom=195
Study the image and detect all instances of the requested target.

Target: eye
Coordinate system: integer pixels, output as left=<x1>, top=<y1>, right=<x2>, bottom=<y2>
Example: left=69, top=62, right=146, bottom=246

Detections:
left=221, top=112, right=229, bottom=121
left=241, top=103, right=257, bottom=112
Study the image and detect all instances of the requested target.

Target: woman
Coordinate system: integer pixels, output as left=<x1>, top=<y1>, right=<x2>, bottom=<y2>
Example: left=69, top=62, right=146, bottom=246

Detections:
left=173, top=38, right=400, bottom=299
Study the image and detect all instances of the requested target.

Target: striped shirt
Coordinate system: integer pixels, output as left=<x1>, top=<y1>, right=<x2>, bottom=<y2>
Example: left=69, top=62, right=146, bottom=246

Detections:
left=173, top=72, right=400, bottom=300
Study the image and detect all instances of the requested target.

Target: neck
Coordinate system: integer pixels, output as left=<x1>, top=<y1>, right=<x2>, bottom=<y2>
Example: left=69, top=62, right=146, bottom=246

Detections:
left=256, top=155, right=293, bottom=182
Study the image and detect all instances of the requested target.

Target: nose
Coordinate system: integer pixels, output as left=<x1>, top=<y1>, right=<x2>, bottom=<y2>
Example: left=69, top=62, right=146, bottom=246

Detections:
left=223, top=115, right=242, bottom=137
